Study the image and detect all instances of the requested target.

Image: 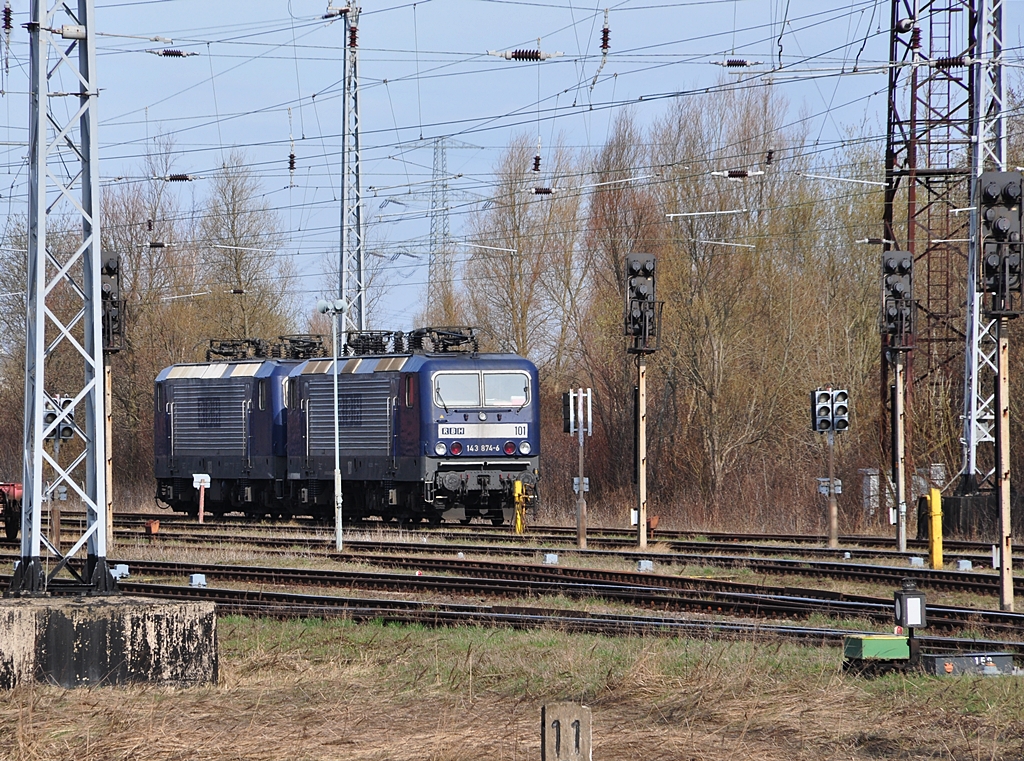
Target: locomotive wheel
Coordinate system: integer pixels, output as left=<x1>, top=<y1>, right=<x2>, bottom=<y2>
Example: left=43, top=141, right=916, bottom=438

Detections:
left=4, top=505, right=18, bottom=540
left=490, top=516, right=506, bottom=526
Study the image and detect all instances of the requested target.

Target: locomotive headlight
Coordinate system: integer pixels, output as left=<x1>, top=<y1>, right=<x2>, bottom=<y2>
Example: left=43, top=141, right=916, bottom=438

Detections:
left=503, top=441, right=516, bottom=455
left=434, top=442, right=447, bottom=456
left=450, top=441, right=463, bottom=456
left=519, top=441, right=531, bottom=455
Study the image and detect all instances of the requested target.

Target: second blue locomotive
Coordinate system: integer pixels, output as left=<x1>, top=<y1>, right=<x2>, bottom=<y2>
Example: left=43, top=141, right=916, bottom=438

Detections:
left=154, top=328, right=540, bottom=524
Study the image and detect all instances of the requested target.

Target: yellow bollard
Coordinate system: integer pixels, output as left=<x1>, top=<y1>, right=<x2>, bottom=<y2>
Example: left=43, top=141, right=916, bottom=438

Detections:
left=928, top=487, right=943, bottom=570
left=513, top=480, right=527, bottom=535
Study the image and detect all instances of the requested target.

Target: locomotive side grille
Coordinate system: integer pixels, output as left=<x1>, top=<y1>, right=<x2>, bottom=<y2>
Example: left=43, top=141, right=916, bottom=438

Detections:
left=171, top=381, right=249, bottom=455
left=307, top=376, right=391, bottom=453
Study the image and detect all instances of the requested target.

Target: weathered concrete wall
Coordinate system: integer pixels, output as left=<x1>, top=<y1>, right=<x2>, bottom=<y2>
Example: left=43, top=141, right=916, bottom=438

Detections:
left=0, top=596, right=217, bottom=689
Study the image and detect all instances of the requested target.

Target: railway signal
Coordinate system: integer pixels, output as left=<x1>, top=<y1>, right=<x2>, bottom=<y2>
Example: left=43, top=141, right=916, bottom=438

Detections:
left=58, top=397, right=74, bottom=440
left=811, top=390, right=833, bottom=432
left=101, top=255, right=124, bottom=353
left=811, top=386, right=848, bottom=549
left=624, top=253, right=659, bottom=352
left=624, top=254, right=661, bottom=551
left=882, top=251, right=914, bottom=342
left=978, top=171, right=1023, bottom=309
left=832, top=390, right=850, bottom=432
left=977, top=171, right=1022, bottom=612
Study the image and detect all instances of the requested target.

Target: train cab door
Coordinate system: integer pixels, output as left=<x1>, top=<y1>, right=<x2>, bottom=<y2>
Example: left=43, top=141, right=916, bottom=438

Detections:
left=300, top=378, right=311, bottom=470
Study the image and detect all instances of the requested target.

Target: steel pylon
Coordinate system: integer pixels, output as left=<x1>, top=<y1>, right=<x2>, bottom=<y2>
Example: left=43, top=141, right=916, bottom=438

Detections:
left=340, top=6, right=365, bottom=332
left=9, top=0, right=114, bottom=594
left=962, top=0, right=1007, bottom=488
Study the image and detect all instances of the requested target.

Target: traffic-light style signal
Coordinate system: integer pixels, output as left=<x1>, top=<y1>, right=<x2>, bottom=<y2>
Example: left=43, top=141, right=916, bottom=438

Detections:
left=43, top=400, right=58, bottom=439
left=562, top=391, right=575, bottom=434
left=810, top=388, right=850, bottom=433
left=978, top=171, right=1023, bottom=307
left=42, top=397, right=75, bottom=441
left=58, top=397, right=74, bottom=440
left=832, top=389, right=849, bottom=431
left=882, top=251, right=913, bottom=341
left=101, top=255, right=125, bottom=352
left=624, top=254, right=661, bottom=353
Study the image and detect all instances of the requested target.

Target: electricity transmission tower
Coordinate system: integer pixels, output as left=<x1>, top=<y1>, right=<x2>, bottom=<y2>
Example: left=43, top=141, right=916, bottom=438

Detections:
left=427, top=137, right=480, bottom=322
left=881, top=0, right=1005, bottom=499
left=329, top=4, right=365, bottom=331
left=10, top=0, right=115, bottom=594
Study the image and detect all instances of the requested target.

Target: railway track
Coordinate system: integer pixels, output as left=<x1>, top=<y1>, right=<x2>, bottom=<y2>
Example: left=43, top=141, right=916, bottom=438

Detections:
left=88, top=556, right=1024, bottom=636
left=42, top=524, right=1018, bottom=596
left=10, top=573, right=1018, bottom=657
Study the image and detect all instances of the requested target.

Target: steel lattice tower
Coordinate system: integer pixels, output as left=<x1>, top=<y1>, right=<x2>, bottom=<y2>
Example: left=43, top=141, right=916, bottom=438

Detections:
left=339, top=6, right=365, bottom=331
left=9, top=0, right=114, bottom=594
left=962, top=0, right=1007, bottom=488
left=882, top=0, right=1004, bottom=494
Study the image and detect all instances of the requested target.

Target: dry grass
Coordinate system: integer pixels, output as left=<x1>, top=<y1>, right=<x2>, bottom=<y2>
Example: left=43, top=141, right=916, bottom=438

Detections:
left=2, top=618, right=1024, bottom=760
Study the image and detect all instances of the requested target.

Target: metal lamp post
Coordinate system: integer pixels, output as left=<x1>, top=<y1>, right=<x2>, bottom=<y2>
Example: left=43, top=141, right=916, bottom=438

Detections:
left=317, top=298, right=349, bottom=551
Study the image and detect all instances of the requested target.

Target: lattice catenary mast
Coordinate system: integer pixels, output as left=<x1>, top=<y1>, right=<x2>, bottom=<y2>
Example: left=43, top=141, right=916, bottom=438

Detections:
left=10, top=0, right=115, bottom=594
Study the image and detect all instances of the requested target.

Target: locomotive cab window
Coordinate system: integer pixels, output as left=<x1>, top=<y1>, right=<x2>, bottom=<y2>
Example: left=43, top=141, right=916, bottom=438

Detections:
left=484, top=372, right=530, bottom=407
left=434, top=372, right=480, bottom=408
left=404, top=375, right=415, bottom=408
left=258, top=379, right=267, bottom=411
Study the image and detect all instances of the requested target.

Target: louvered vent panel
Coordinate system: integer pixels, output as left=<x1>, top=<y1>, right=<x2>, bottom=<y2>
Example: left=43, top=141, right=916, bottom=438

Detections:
left=308, top=376, right=391, bottom=453
left=171, top=381, right=248, bottom=455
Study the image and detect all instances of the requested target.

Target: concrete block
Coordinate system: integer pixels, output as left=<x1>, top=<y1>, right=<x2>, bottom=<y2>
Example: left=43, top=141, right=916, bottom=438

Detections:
left=957, top=559, right=973, bottom=571
left=189, top=573, right=207, bottom=587
left=909, top=556, right=925, bottom=567
left=0, top=596, right=217, bottom=689
left=637, top=560, right=654, bottom=572
left=543, top=553, right=559, bottom=565
left=111, top=564, right=130, bottom=579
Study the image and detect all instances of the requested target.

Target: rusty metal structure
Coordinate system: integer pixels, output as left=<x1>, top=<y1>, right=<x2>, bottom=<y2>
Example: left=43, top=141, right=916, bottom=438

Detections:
left=882, top=0, right=1004, bottom=496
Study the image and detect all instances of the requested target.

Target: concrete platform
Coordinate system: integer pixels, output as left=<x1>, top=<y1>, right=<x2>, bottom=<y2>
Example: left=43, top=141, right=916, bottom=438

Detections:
left=0, top=596, right=217, bottom=689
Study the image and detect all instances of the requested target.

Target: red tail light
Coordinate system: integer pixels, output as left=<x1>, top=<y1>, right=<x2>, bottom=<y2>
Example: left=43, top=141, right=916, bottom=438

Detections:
left=450, top=441, right=463, bottom=455
left=503, top=441, right=516, bottom=455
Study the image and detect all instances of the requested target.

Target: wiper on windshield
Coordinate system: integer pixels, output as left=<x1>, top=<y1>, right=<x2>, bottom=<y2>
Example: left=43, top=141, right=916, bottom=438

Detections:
left=435, top=386, right=449, bottom=413
left=516, top=385, right=528, bottom=412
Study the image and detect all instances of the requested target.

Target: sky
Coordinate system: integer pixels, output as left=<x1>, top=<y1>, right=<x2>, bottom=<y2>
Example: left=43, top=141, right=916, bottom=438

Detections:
left=2, top=0, right=1020, bottom=330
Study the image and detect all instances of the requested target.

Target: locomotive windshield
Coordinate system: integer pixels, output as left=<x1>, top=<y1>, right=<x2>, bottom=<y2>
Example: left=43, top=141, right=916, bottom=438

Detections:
left=484, top=372, right=529, bottom=407
left=433, top=371, right=531, bottom=408
left=434, top=373, right=480, bottom=407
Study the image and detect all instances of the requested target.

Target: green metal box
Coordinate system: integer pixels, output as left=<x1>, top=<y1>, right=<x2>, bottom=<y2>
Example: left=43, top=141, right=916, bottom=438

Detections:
left=843, top=635, right=910, bottom=661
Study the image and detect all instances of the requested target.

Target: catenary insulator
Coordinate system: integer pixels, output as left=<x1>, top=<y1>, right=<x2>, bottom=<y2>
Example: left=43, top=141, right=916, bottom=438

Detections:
left=726, top=59, right=748, bottom=67
left=531, top=187, right=553, bottom=195
left=511, top=49, right=542, bottom=61
left=349, top=25, right=358, bottom=48
left=765, top=149, right=774, bottom=165
left=532, top=155, right=541, bottom=172
left=934, top=56, right=965, bottom=69
left=289, top=153, right=296, bottom=172
left=601, top=27, right=609, bottom=51
left=2, top=3, right=12, bottom=32
left=166, top=173, right=192, bottom=182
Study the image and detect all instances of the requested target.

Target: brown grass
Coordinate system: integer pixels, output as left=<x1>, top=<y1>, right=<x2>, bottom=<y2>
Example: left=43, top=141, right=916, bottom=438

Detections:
left=2, top=618, right=1024, bottom=760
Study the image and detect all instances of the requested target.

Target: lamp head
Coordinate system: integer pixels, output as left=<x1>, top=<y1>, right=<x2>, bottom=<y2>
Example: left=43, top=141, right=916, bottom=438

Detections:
left=334, top=298, right=349, bottom=313
left=316, top=299, right=329, bottom=314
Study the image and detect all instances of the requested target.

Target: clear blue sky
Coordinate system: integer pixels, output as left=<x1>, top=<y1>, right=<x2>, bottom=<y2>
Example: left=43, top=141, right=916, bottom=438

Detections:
left=2, top=0, right=1018, bottom=328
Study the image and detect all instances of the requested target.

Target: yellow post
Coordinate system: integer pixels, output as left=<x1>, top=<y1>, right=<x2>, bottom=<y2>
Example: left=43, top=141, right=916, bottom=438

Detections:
left=928, top=487, right=943, bottom=570
left=513, top=480, right=526, bottom=535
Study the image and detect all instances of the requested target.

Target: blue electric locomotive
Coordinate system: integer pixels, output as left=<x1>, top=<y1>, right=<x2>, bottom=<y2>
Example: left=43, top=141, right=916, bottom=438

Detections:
left=154, top=329, right=541, bottom=524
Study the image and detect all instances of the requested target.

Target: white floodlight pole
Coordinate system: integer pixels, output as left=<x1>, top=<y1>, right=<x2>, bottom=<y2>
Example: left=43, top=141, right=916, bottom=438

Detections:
left=318, top=298, right=349, bottom=551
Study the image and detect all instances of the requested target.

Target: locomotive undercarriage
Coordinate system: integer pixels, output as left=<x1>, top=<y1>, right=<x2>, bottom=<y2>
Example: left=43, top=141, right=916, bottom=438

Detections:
left=156, top=470, right=536, bottom=524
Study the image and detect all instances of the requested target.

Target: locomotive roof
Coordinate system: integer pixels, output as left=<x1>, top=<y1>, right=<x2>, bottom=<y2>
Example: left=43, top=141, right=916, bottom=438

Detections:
left=155, top=358, right=294, bottom=383
left=292, top=352, right=535, bottom=376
